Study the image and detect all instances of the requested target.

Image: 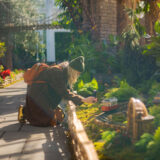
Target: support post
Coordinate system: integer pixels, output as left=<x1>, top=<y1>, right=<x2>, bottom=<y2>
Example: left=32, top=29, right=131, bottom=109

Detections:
left=46, top=30, right=55, bottom=62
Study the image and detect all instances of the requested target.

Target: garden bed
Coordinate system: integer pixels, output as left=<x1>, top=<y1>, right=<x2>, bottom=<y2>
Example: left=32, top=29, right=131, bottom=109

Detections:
left=76, top=98, right=160, bottom=160
left=0, top=72, right=24, bottom=88
left=67, top=101, right=99, bottom=160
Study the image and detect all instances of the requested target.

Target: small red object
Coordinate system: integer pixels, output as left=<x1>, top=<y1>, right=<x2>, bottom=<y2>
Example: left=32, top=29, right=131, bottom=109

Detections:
left=101, top=105, right=118, bottom=112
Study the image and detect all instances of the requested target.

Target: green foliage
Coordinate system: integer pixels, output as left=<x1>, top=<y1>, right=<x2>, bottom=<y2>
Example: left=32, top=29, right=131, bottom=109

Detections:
left=55, top=32, right=72, bottom=61
left=67, top=33, right=98, bottom=71
left=0, top=77, right=4, bottom=84
left=0, top=65, right=4, bottom=72
left=101, top=130, right=116, bottom=143
left=119, top=4, right=156, bottom=86
left=149, top=81, right=160, bottom=96
left=55, top=0, right=82, bottom=29
left=9, top=0, right=46, bottom=69
left=13, top=31, right=45, bottom=68
left=13, top=69, right=23, bottom=74
left=0, top=42, right=6, bottom=58
left=108, top=133, right=132, bottom=150
left=80, top=72, right=92, bottom=83
left=123, top=3, right=147, bottom=49
left=149, top=105, right=160, bottom=128
left=76, top=102, right=102, bottom=141
left=154, top=20, right=160, bottom=34
left=143, top=21, right=160, bottom=68
left=134, top=133, right=153, bottom=152
left=76, top=78, right=98, bottom=97
left=154, top=126, right=160, bottom=143
left=143, top=36, right=160, bottom=60
left=145, top=127, right=160, bottom=160
left=147, top=81, right=160, bottom=105
left=104, top=80, right=139, bottom=102
left=120, top=27, right=156, bottom=85
left=157, top=2, right=160, bottom=9
left=94, top=141, right=105, bottom=154
left=136, top=79, right=152, bottom=95
left=112, top=113, right=126, bottom=123
left=66, top=33, right=120, bottom=75
left=77, top=80, right=84, bottom=89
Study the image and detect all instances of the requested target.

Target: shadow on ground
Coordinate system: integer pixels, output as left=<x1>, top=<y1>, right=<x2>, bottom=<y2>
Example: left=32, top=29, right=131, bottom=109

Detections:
left=0, top=123, right=73, bottom=160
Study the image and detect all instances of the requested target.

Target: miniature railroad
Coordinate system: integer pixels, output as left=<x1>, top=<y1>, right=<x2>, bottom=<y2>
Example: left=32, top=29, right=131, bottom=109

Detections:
left=96, top=102, right=128, bottom=122
left=95, top=102, right=128, bottom=132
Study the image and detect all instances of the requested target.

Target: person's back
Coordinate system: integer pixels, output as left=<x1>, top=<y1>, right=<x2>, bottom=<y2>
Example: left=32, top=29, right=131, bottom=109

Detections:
left=18, top=56, right=97, bottom=126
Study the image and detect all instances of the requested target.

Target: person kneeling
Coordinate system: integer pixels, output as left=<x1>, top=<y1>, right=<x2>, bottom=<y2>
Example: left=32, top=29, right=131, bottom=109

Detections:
left=18, top=56, right=97, bottom=127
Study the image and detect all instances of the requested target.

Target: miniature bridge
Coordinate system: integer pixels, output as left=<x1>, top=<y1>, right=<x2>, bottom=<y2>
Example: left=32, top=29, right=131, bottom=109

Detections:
left=0, top=1, right=63, bottom=32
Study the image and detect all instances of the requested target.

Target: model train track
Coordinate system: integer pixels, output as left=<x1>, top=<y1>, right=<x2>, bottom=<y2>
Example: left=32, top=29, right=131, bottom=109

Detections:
left=95, top=102, right=128, bottom=124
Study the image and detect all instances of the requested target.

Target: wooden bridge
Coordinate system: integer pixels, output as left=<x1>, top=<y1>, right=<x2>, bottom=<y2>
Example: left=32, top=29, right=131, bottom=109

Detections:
left=0, top=24, right=63, bottom=32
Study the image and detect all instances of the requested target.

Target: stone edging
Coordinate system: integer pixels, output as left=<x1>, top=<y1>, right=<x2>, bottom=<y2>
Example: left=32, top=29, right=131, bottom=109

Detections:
left=67, top=101, right=99, bottom=160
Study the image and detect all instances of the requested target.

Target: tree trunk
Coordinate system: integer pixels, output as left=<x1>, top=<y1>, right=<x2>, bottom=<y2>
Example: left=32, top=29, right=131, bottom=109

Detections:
left=145, top=0, right=160, bottom=35
left=5, top=32, right=13, bottom=69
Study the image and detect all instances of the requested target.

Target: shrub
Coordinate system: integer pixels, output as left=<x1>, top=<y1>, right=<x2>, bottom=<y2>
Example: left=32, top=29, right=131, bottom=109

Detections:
left=13, top=69, right=24, bottom=74
left=147, top=81, right=160, bottom=105
left=154, top=126, right=160, bottom=141
left=110, top=132, right=132, bottom=149
left=146, top=127, right=160, bottom=160
left=104, top=80, right=139, bottom=102
left=134, top=133, right=153, bottom=152
left=149, top=105, right=160, bottom=128
left=143, top=21, right=160, bottom=67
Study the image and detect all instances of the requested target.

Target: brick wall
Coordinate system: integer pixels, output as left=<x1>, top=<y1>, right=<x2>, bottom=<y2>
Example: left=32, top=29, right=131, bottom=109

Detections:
left=82, top=0, right=155, bottom=41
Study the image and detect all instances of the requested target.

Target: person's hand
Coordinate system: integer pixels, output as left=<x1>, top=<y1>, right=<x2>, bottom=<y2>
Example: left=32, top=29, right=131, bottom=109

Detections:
left=82, top=96, right=97, bottom=104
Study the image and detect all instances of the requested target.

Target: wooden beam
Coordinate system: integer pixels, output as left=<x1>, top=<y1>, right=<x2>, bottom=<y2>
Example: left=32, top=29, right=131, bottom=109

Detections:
left=0, top=24, right=63, bottom=32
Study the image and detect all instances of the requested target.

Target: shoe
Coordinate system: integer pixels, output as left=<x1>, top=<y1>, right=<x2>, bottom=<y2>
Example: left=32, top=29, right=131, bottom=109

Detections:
left=18, top=105, right=26, bottom=123
left=51, top=107, right=65, bottom=126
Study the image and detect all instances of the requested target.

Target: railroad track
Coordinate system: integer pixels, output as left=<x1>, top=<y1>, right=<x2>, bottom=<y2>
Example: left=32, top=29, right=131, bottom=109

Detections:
left=95, top=102, right=128, bottom=125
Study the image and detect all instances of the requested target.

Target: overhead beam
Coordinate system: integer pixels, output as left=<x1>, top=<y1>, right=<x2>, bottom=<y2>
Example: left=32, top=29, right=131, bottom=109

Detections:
left=0, top=24, right=63, bottom=32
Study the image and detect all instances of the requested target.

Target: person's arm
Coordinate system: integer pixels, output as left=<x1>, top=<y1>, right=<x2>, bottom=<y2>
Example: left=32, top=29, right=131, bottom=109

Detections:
left=47, top=68, right=83, bottom=105
left=48, top=68, right=97, bottom=105
left=82, top=96, right=97, bottom=104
